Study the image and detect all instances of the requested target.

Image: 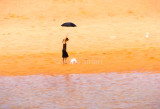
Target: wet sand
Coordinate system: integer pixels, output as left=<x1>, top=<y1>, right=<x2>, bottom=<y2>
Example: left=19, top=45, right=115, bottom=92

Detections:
left=0, top=73, right=160, bottom=109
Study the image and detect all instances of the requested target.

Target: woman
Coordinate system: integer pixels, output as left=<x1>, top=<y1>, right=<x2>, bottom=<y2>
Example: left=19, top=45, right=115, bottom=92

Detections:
left=62, top=35, right=69, bottom=64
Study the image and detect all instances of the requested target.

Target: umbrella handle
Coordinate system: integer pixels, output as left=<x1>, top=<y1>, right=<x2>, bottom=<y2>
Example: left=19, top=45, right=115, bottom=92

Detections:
left=66, top=33, right=69, bottom=38
left=67, top=33, right=69, bottom=35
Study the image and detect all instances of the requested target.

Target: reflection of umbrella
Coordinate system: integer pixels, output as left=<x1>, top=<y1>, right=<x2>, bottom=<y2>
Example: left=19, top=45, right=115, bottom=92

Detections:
left=61, top=22, right=77, bottom=27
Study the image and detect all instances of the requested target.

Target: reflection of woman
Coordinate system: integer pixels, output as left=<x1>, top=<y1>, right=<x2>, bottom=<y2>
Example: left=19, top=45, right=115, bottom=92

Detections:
left=62, top=35, right=69, bottom=64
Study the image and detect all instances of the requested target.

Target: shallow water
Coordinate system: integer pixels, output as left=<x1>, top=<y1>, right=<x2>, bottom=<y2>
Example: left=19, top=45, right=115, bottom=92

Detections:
left=0, top=72, right=160, bottom=109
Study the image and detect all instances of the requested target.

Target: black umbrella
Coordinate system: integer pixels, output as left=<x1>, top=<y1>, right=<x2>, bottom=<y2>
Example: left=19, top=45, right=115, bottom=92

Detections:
left=61, top=22, right=77, bottom=27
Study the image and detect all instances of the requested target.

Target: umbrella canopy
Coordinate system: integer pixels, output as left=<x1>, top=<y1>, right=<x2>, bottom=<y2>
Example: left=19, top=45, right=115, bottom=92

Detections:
left=61, top=22, right=77, bottom=27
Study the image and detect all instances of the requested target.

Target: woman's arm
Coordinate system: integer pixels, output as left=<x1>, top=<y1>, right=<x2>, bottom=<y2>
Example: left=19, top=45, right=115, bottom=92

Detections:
left=62, top=33, right=69, bottom=44
left=66, top=33, right=69, bottom=38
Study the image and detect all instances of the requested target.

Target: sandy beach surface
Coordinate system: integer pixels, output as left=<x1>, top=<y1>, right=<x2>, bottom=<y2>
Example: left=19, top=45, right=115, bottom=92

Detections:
left=0, top=0, right=160, bottom=75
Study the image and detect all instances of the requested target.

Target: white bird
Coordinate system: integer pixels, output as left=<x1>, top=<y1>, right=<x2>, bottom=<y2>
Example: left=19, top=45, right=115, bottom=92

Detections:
left=110, top=36, right=116, bottom=39
left=70, top=58, right=77, bottom=64
left=145, top=32, right=149, bottom=38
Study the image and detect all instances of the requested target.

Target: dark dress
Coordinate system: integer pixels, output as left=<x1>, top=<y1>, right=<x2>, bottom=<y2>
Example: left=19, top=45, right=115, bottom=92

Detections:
left=62, top=43, right=69, bottom=58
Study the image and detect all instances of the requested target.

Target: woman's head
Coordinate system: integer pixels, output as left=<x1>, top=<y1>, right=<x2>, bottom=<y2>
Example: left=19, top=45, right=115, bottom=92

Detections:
left=65, top=38, right=69, bottom=41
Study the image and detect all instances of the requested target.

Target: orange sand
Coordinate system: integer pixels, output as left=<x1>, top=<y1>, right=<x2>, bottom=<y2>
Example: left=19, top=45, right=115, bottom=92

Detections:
left=0, top=47, right=160, bottom=76
left=0, top=0, right=160, bottom=76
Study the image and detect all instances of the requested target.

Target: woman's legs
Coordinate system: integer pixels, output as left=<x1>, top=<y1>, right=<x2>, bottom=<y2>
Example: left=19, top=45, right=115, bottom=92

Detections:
left=63, top=58, right=67, bottom=64
left=64, top=58, right=67, bottom=64
left=63, top=58, right=65, bottom=64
